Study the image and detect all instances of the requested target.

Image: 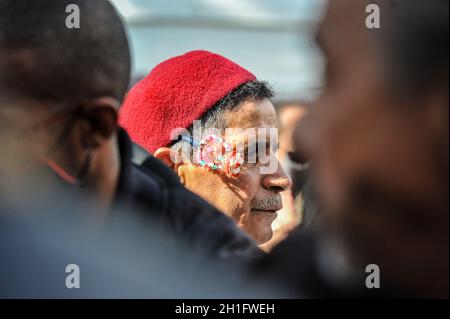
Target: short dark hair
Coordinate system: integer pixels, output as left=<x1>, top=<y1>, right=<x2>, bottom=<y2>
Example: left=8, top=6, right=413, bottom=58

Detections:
left=373, top=0, right=449, bottom=93
left=0, top=0, right=131, bottom=104
left=198, top=80, right=274, bottom=131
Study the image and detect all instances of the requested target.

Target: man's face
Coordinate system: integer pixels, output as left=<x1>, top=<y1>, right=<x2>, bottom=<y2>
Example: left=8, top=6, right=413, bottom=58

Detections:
left=0, top=96, right=80, bottom=210
left=297, top=0, right=448, bottom=294
left=0, top=97, right=62, bottom=180
left=0, top=93, right=122, bottom=215
left=180, top=98, right=292, bottom=244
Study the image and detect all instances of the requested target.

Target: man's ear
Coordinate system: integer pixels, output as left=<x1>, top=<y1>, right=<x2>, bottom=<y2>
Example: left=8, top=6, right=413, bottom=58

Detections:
left=154, top=147, right=175, bottom=169
left=154, top=147, right=186, bottom=184
left=78, top=97, right=119, bottom=149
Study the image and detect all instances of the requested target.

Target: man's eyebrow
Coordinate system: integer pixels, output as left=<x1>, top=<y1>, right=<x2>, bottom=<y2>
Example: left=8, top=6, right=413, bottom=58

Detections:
left=315, top=33, right=326, bottom=53
left=243, top=136, right=278, bottom=149
left=255, top=140, right=279, bottom=152
left=314, top=24, right=329, bottom=55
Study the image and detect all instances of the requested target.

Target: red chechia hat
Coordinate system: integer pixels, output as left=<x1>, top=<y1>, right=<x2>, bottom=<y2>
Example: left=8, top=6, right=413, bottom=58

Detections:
left=119, top=50, right=256, bottom=154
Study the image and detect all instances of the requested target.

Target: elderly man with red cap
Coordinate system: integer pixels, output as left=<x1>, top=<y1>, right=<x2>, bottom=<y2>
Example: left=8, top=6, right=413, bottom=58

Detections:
left=120, top=50, right=292, bottom=246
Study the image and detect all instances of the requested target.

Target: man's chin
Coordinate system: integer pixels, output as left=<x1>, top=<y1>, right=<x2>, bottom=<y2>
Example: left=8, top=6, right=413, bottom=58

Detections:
left=247, top=210, right=278, bottom=244
left=254, top=228, right=274, bottom=245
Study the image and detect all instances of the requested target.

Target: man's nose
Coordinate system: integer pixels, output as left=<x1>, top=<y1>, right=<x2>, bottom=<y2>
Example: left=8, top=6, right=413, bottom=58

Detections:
left=261, top=159, right=293, bottom=193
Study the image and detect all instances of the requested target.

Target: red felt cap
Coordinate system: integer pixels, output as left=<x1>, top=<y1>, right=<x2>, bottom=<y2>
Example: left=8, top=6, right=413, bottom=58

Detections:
left=119, top=50, right=256, bottom=154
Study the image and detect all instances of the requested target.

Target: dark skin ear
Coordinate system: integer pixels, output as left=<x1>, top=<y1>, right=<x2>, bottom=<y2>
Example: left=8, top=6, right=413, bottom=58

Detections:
left=78, top=97, right=119, bottom=150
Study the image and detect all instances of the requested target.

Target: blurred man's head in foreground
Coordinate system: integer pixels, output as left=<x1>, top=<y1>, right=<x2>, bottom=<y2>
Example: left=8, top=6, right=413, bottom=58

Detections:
left=298, top=0, right=448, bottom=297
left=0, top=0, right=130, bottom=211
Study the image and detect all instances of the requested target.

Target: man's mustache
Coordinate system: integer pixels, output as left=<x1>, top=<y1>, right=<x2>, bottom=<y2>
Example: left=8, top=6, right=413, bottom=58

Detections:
left=250, top=194, right=282, bottom=211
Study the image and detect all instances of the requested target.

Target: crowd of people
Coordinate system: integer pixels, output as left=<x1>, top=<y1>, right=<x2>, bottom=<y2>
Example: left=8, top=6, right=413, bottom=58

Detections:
left=0, top=0, right=448, bottom=298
